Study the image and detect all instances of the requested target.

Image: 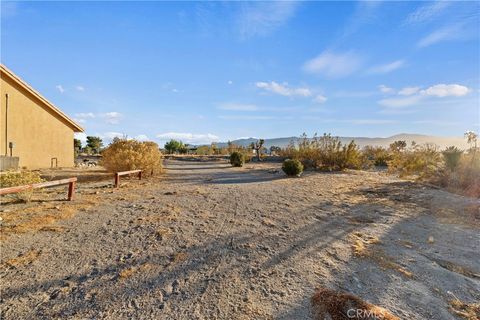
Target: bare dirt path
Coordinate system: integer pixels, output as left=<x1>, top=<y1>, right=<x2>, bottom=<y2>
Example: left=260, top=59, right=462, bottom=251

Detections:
left=1, top=159, right=479, bottom=319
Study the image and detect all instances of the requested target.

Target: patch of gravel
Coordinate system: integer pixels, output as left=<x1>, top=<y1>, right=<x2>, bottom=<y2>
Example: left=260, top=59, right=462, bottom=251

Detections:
left=1, top=160, right=479, bottom=319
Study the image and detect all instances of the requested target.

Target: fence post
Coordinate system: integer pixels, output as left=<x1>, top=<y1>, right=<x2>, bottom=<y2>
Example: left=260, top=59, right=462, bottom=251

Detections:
left=115, top=173, right=120, bottom=188
left=67, top=181, right=76, bottom=201
left=139, top=171, right=142, bottom=180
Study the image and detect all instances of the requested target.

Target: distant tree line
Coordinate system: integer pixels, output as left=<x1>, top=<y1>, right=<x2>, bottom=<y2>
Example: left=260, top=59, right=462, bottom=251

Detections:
left=74, top=136, right=104, bottom=155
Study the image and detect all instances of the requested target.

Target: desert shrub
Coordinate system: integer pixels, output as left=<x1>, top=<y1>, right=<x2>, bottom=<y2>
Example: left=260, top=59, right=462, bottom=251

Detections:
left=455, top=153, right=480, bottom=197
left=282, top=159, right=304, bottom=176
left=101, top=138, right=163, bottom=174
left=389, top=140, right=407, bottom=153
left=230, top=151, right=245, bottom=167
left=363, top=146, right=391, bottom=167
left=433, top=152, right=480, bottom=197
left=388, top=143, right=441, bottom=178
left=442, top=146, right=463, bottom=172
left=282, top=134, right=364, bottom=171
left=0, top=170, right=44, bottom=202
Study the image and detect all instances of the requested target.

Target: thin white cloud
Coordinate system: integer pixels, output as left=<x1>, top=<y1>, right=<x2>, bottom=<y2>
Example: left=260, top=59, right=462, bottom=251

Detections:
left=333, top=90, right=377, bottom=98
left=103, top=132, right=125, bottom=140
left=74, top=132, right=87, bottom=145
left=378, top=83, right=470, bottom=108
left=342, top=1, right=382, bottom=38
left=421, top=84, right=469, bottom=97
left=404, top=1, right=451, bottom=25
left=412, top=120, right=460, bottom=126
left=218, top=115, right=277, bottom=120
left=237, top=2, right=299, bottom=39
left=303, top=51, right=363, bottom=78
left=156, top=132, right=219, bottom=145
left=398, top=86, right=421, bottom=96
left=55, top=85, right=65, bottom=93
left=101, top=112, right=123, bottom=124
left=368, top=60, right=405, bottom=74
left=255, top=81, right=312, bottom=97
left=313, top=95, right=327, bottom=104
left=378, top=95, right=423, bottom=108
left=228, top=80, right=233, bottom=85
left=417, top=24, right=464, bottom=47
left=75, top=85, right=85, bottom=92
left=348, top=119, right=397, bottom=125
left=378, top=85, right=395, bottom=94
left=218, top=103, right=259, bottom=111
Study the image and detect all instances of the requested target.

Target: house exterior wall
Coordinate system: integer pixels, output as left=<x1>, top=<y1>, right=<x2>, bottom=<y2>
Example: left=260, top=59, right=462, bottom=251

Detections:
left=0, top=75, right=75, bottom=169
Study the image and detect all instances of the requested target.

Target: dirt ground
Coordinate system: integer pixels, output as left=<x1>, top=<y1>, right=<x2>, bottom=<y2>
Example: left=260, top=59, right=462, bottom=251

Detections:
left=1, top=159, right=479, bottom=319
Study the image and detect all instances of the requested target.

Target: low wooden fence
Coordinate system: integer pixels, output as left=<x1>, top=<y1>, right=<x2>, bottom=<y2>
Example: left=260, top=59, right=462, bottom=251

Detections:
left=114, top=170, right=142, bottom=188
left=0, top=177, right=77, bottom=201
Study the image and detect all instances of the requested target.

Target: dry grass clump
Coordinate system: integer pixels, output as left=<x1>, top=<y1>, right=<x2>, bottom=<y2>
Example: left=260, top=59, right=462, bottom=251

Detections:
left=367, top=250, right=413, bottom=278
left=101, top=138, right=163, bottom=174
left=449, top=298, right=480, bottom=320
left=349, top=234, right=413, bottom=279
left=0, top=170, right=44, bottom=202
left=261, top=218, right=276, bottom=227
left=350, top=232, right=380, bottom=256
left=155, top=227, right=172, bottom=240
left=118, top=263, right=153, bottom=280
left=311, top=287, right=400, bottom=320
left=1, top=197, right=97, bottom=240
left=3, top=249, right=42, bottom=269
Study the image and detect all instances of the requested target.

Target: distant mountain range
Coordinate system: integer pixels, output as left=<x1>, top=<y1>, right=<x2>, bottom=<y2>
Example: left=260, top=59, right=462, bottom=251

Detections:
left=215, top=134, right=470, bottom=150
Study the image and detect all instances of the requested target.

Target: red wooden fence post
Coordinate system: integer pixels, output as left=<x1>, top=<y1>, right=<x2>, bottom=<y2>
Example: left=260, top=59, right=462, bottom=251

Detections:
left=115, top=173, right=120, bottom=188
left=67, top=181, right=76, bottom=201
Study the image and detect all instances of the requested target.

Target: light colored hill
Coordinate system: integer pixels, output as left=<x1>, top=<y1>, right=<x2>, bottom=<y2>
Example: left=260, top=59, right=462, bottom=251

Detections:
left=217, top=134, right=469, bottom=150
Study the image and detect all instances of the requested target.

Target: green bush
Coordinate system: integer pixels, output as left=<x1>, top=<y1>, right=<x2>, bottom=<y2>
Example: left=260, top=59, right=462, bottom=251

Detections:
left=442, top=146, right=463, bottom=172
left=230, top=151, right=245, bottom=167
left=282, top=159, right=304, bottom=176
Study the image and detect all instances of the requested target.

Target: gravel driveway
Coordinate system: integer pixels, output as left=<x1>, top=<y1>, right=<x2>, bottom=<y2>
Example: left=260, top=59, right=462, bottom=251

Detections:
left=1, top=159, right=479, bottom=319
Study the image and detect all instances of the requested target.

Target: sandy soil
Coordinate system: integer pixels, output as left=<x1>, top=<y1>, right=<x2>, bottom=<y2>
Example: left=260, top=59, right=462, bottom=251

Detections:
left=1, top=159, right=479, bottom=319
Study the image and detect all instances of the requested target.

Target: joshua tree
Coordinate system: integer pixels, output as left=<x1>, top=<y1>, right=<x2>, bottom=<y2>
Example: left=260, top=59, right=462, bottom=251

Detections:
left=465, top=131, right=478, bottom=149
left=250, top=139, right=265, bottom=161
left=465, top=131, right=478, bottom=158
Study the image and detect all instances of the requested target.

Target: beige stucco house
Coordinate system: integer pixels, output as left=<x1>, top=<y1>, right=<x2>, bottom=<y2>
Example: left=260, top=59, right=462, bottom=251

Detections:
left=0, top=64, right=83, bottom=170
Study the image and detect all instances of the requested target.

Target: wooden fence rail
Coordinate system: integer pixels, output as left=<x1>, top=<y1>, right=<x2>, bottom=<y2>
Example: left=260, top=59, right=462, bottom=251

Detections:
left=114, top=170, right=142, bottom=188
left=0, top=177, right=77, bottom=201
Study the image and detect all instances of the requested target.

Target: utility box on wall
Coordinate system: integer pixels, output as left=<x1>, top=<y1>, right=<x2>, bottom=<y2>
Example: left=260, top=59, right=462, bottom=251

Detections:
left=0, top=155, right=19, bottom=171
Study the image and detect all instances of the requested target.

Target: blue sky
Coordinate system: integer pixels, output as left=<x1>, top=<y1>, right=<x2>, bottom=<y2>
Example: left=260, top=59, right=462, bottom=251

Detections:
left=1, top=1, right=479, bottom=145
